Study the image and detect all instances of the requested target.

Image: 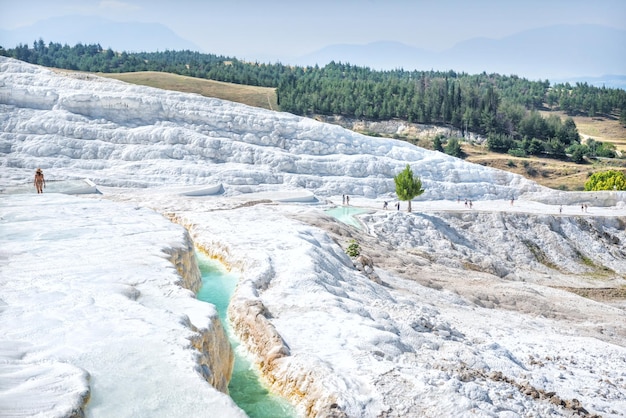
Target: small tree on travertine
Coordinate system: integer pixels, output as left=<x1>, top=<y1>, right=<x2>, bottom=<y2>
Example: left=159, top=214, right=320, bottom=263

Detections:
left=346, top=240, right=360, bottom=257
left=394, top=164, right=425, bottom=212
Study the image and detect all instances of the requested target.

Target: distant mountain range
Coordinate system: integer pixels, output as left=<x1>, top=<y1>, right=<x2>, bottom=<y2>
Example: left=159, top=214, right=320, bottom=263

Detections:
left=550, top=74, right=626, bottom=90
left=292, top=24, right=626, bottom=86
left=1, top=18, right=624, bottom=88
left=0, top=16, right=201, bottom=53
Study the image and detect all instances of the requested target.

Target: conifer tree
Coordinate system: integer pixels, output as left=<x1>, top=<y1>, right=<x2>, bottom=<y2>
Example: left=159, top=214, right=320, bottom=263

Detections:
left=394, top=164, right=425, bottom=212
left=444, top=137, right=463, bottom=158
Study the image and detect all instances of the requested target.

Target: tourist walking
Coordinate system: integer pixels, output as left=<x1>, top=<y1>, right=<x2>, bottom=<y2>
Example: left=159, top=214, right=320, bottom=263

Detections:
left=34, top=168, right=45, bottom=193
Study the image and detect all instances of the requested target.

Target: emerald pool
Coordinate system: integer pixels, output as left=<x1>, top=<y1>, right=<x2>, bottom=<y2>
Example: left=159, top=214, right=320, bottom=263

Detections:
left=196, top=252, right=298, bottom=418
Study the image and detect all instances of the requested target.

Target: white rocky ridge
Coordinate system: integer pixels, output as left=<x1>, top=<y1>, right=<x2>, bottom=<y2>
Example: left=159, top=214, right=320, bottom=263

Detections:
left=0, top=194, right=245, bottom=418
left=1, top=57, right=625, bottom=417
left=0, top=58, right=541, bottom=200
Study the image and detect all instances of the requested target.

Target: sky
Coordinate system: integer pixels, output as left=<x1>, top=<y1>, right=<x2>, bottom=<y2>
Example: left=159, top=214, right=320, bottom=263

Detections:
left=1, top=0, right=625, bottom=61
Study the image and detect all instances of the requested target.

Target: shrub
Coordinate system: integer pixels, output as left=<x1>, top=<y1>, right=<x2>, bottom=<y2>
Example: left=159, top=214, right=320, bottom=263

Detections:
left=524, top=163, right=538, bottom=176
left=584, top=170, right=626, bottom=191
left=346, top=240, right=360, bottom=257
left=487, top=133, right=514, bottom=153
left=527, top=138, right=545, bottom=155
left=444, top=137, right=463, bottom=158
left=586, top=138, right=617, bottom=158
left=508, top=148, right=527, bottom=158
left=432, top=135, right=444, bottom=152
left=568, top=144, right=587, bottom=163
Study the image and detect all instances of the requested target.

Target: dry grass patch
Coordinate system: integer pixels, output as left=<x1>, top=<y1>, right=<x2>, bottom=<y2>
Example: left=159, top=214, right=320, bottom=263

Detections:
left=554, top=286, right=626, bottom=302
left=96, top=71, right=278, bottom=111
left=463, top=144, right=626, bottom=191
left=463, top=110, right=626, bottom=191
left=539, top=110, right=626, bottom=152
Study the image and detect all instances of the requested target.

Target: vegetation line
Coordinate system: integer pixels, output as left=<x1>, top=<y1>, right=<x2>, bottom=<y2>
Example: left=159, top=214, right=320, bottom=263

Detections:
left=2, top=40, right=625, bottom=190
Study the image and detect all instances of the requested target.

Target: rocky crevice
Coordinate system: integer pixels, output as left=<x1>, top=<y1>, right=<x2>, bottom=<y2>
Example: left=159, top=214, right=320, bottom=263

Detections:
left=163, top=228, right=235, bottom=394
left=225, top=257, right=355, bottom=418
left=443, top=362, right=600, bottom=417
left=163, top=230, right=203, bottom=294
left=173, top=214, right=342, bottom=417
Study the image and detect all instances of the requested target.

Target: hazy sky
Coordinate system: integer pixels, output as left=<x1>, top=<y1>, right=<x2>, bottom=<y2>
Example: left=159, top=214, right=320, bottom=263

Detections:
left=1, top=0, right=625, bottom=60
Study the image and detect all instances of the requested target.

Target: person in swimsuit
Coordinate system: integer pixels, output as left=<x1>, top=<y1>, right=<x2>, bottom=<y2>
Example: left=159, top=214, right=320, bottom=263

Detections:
left=34, top=168, right=46, bottom=193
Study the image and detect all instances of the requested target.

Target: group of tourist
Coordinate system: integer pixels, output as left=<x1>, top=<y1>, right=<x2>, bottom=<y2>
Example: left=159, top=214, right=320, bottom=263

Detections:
left=382, top=201, right=401, bottom=210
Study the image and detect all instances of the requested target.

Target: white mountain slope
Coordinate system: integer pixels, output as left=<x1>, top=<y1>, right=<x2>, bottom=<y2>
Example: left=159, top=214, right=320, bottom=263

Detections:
left=0, top=57, right=540, bottom=200
left=1, top=57, right=626, bottom=418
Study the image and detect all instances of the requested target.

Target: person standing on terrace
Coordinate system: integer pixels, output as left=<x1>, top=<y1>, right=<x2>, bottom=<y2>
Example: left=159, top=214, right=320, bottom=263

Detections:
left=34, top=168, right=46, bottom=193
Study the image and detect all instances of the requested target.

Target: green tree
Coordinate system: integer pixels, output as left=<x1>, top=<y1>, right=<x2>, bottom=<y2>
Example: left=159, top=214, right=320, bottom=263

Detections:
left=432, top=135, right=444, bottom=152
left=527, top=138, right=545, bottom=155
left=487, top=133, right=514, bottom=153
left=586, top=138, right=617, bottom=158
left=394, top=164, right=425, bottom=212
left=568, top=144, right=589, bottom=164
left=5, top=40, right=625, bottom=160
left=584, top=170, right=626, bottom=191
left=444, top=137, right=463, bottom=158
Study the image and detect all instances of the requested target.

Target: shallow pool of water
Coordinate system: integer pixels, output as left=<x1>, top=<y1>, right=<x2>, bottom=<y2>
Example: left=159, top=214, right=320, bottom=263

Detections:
left=1, top=179, right=95, bottom=194
left=196, top=253, right=298, bottom=418
left=324, top=206, right=370, bottom=229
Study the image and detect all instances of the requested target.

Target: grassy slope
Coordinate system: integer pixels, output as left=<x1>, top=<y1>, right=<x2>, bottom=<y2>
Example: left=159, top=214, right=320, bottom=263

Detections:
left=463, top=111, right=626, bottom=190
left=99, top=71, right=626, bottom=191
left=97, top=71, right=278, bottom=111
left=462, top=146, right=626, bottom=191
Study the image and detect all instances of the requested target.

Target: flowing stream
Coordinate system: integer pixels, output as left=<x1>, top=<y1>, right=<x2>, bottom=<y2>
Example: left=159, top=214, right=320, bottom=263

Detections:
left=195, top=252, right=298, bottom=418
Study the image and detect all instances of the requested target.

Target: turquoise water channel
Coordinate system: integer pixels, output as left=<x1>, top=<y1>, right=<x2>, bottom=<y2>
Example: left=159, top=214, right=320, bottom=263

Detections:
left=195, top=252, right=298, bottom=418
left=324, top=206, right=370, bottom=229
